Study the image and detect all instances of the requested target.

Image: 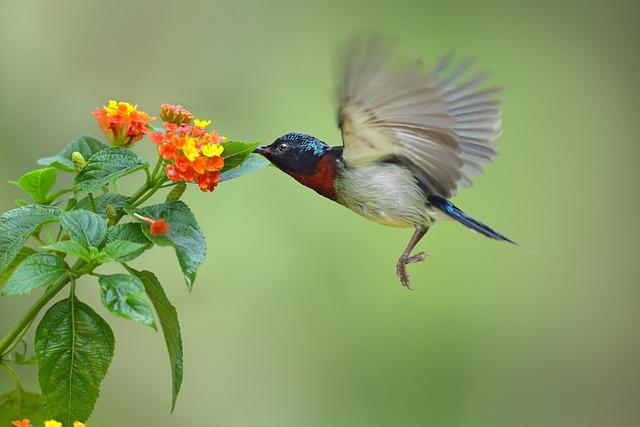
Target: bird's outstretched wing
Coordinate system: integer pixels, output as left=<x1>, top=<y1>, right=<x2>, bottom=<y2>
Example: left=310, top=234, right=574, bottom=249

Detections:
left=337, top=37, right=502, bottom=198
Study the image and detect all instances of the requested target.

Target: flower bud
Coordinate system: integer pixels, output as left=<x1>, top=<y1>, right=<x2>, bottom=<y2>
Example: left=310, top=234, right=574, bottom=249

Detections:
left=71, top=151, right=86, bottom=172
left=105, top=204, right=118, bottom=220
left=165, top=181, right=187, bottom=202
left=160, top=103, right=194, bottom=124
left=133, top=213, right=171, bottom=237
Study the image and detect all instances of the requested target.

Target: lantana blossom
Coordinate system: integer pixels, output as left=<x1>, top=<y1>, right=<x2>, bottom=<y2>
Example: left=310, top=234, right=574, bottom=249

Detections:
left=93, top=100, right=153, bottom=147
left=152, top=114, right=225, bottom=192
left=11, top=419, right=30, bottom=427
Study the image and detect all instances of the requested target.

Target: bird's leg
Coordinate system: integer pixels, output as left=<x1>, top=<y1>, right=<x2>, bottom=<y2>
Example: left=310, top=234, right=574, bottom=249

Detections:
left=396, top=226, right=430, bottom=289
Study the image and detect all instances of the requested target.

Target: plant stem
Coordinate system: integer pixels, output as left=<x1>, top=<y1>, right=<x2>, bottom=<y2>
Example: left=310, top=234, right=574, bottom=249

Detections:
left=150, top=157, right=163, bottom=182
left=1, top=318, right=34, bottom=358
left=1, top=361, right=21, bottom=389
left=46, top=188, right=73, bottom=204
left=88, top=193, right=98, bottom=213
left=132, top=178, right=167, bottom=207
left=0, top=267, right=75, bottom=357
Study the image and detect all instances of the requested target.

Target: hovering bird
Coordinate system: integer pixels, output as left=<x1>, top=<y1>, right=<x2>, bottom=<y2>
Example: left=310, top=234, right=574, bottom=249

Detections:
left=255, top=38, right=514, bottom=288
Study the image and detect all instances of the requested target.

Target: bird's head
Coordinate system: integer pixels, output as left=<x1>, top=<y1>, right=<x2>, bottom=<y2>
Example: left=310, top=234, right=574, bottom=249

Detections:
left=254, top=132, right=336, bottom=172
left=254, top=132, right=342, bottom=200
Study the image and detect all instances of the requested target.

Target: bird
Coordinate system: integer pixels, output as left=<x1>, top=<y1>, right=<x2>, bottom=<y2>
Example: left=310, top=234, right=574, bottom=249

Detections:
left=254, top=37, right=515, bottom=288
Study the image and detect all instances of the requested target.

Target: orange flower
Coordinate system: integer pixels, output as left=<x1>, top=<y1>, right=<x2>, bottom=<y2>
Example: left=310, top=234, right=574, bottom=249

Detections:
left=11, top=419, right=30, bottom=427
left=134, top=214, right=170, bottom=236
left=93, top=100, right=153, bottom=147
left=153, top=111, right=225, bottom=192
left=160, top=103, right=194, bottom=124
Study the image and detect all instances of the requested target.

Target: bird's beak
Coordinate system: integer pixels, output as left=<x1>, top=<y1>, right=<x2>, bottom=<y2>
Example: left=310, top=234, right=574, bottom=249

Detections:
left=253, top=145, right=270, bottom=156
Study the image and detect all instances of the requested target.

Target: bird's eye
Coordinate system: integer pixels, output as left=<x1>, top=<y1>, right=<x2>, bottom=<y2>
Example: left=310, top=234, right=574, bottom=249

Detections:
left=276, top=142, right=289, bottom=153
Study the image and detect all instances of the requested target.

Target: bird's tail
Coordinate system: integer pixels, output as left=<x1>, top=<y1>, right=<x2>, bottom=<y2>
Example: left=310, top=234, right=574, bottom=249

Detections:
left=427, top=195, right=516, bottom=244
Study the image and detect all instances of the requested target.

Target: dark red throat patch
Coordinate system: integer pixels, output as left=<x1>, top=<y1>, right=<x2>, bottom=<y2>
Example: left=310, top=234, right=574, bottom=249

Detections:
left=288, top=155, right=338, bottom=201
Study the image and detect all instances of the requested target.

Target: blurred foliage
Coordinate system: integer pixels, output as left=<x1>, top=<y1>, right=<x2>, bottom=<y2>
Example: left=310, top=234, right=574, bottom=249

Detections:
left=0, top=0, right=638, bottom=426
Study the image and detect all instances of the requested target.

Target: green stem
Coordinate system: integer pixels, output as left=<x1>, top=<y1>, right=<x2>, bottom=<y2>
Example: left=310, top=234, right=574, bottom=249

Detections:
left=88, top=192, right=98, bottom=213
left=1, top=361, right=21, bottom=389
left=150, top=157, right=163, bottom=182
left=1, top=319, right=34, bottom=358
left=132, top=179, right=166, bottom=207
left=46, top=188, right=73, bottom=204
left=0, top=266, right=76, bottom=357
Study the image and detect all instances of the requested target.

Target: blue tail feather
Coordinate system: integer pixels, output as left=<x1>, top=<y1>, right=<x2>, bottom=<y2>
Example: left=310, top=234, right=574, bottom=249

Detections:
left=427, top=195, right=516, bottom=244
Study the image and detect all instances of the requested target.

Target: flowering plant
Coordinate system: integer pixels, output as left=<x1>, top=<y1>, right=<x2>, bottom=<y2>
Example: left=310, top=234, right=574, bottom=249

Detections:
left=0, top=101, right=266, bottom=425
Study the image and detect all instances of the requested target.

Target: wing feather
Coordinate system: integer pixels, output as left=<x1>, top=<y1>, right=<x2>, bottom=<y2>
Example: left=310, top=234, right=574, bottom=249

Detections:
left=337, top=37, right=503, bottom=197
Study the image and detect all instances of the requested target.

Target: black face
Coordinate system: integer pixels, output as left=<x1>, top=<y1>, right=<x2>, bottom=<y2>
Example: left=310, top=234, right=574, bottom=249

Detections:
left=254, top=132, right=332, bottom=174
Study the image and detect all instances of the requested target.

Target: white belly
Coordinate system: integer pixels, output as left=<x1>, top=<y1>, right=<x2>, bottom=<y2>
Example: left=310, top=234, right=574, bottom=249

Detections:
left=334, top=163, right=434, bottom=228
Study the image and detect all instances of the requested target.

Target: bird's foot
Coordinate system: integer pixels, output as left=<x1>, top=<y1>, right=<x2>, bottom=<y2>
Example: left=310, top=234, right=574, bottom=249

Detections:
left=396, top=252, right=430, bottom=289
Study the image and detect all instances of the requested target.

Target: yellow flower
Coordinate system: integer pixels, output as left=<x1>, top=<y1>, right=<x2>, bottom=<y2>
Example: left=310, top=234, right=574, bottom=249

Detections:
left=193, top=118, right=212, bottom=128
left=201, top=143, right=224, bottom=157
left=182, top=137, right=199, bottom=162
left=104, top=99, right=136, bottom=115
left=74, top=421, right=87, bottom=427
left=45, top=421, right=63, bottom=427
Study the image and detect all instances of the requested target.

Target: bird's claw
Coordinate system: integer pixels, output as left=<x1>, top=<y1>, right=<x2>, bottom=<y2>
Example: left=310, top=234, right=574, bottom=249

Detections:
left=396, top=252, right=430, bottom=289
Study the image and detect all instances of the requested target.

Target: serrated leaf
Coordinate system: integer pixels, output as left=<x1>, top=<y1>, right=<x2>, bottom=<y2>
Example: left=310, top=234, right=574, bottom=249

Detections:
left=104, top=222, right=152, bottom=262
left=0, top=247, right=36, bottom=286
left=76, top=193, right=129, bottom=218
left=136, top=202, right=206, bottom=289
left=97, top=240, right=148, bottom=263
left=221, top=141, right=261, bottom=171
left=220, top=153, right=269, bottom=182
left=73, top=148, right=148, bottom=194
left=1, top=253, right=69, bottom=296
left=38, top=136, right=109, bottom=172
left=126, top=266, right=183, bottom=411
left=35, top=298, right=114, bottom=425
left=12, top=167, right=57, bottom=204
left=60, top=209, right=108, bottom=248
left=43, top=240, right=91, bottom=261
left=0, top=388, right=47, bottom=425
left=98, top=274, right=155, bottom=327
left=0, top=205, right=61, bottom=272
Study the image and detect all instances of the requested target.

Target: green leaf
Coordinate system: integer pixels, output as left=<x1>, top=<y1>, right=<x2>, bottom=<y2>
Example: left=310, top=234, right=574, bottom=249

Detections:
left=73, top=148, right=148, bottom=194
left=12, top=167, right=57, bottom=204
left=104, top=222, right=152, bottom=262
left=98, top=274, right=155, bottom=327
left=126, top=266, right=183, bottom=411
left=136, top=202, right=206, bottom=290
left=43, top=240, right=91, bottom=261
left=220, top=153, right=269, bottom=182
left=60, top=209, right=108, bottom=248
left=0, top=205, right=61, bottom=272
left=1, top=253, right=69, bottom=296
left=38, top=135, right=108, bottom=172
left=76, top=193, right=129, bottom=218
left=0, top=388, right=47, bottom=425
left=0, top=247, right=36, bottom=286
left=97, top=240, right=148, bottom=263
left=221, top=140, right=261, bottom=171
left=35, top=297, right=114, bottom=425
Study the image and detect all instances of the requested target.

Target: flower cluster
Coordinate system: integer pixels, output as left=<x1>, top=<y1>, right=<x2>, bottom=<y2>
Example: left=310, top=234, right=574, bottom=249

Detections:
left=12, top=420, right=85, bottom=427
left=151, top=104, right=225, bottom=192
left=93, top=100, right=153, bottom=147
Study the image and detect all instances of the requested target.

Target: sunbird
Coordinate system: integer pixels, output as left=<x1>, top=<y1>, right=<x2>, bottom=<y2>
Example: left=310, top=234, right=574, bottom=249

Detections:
left=255, top=38, right=514, bottom=288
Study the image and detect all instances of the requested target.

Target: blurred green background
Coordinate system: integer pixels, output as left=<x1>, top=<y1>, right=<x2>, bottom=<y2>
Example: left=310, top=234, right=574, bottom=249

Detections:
left=1, top=0, right=638, bottom=426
